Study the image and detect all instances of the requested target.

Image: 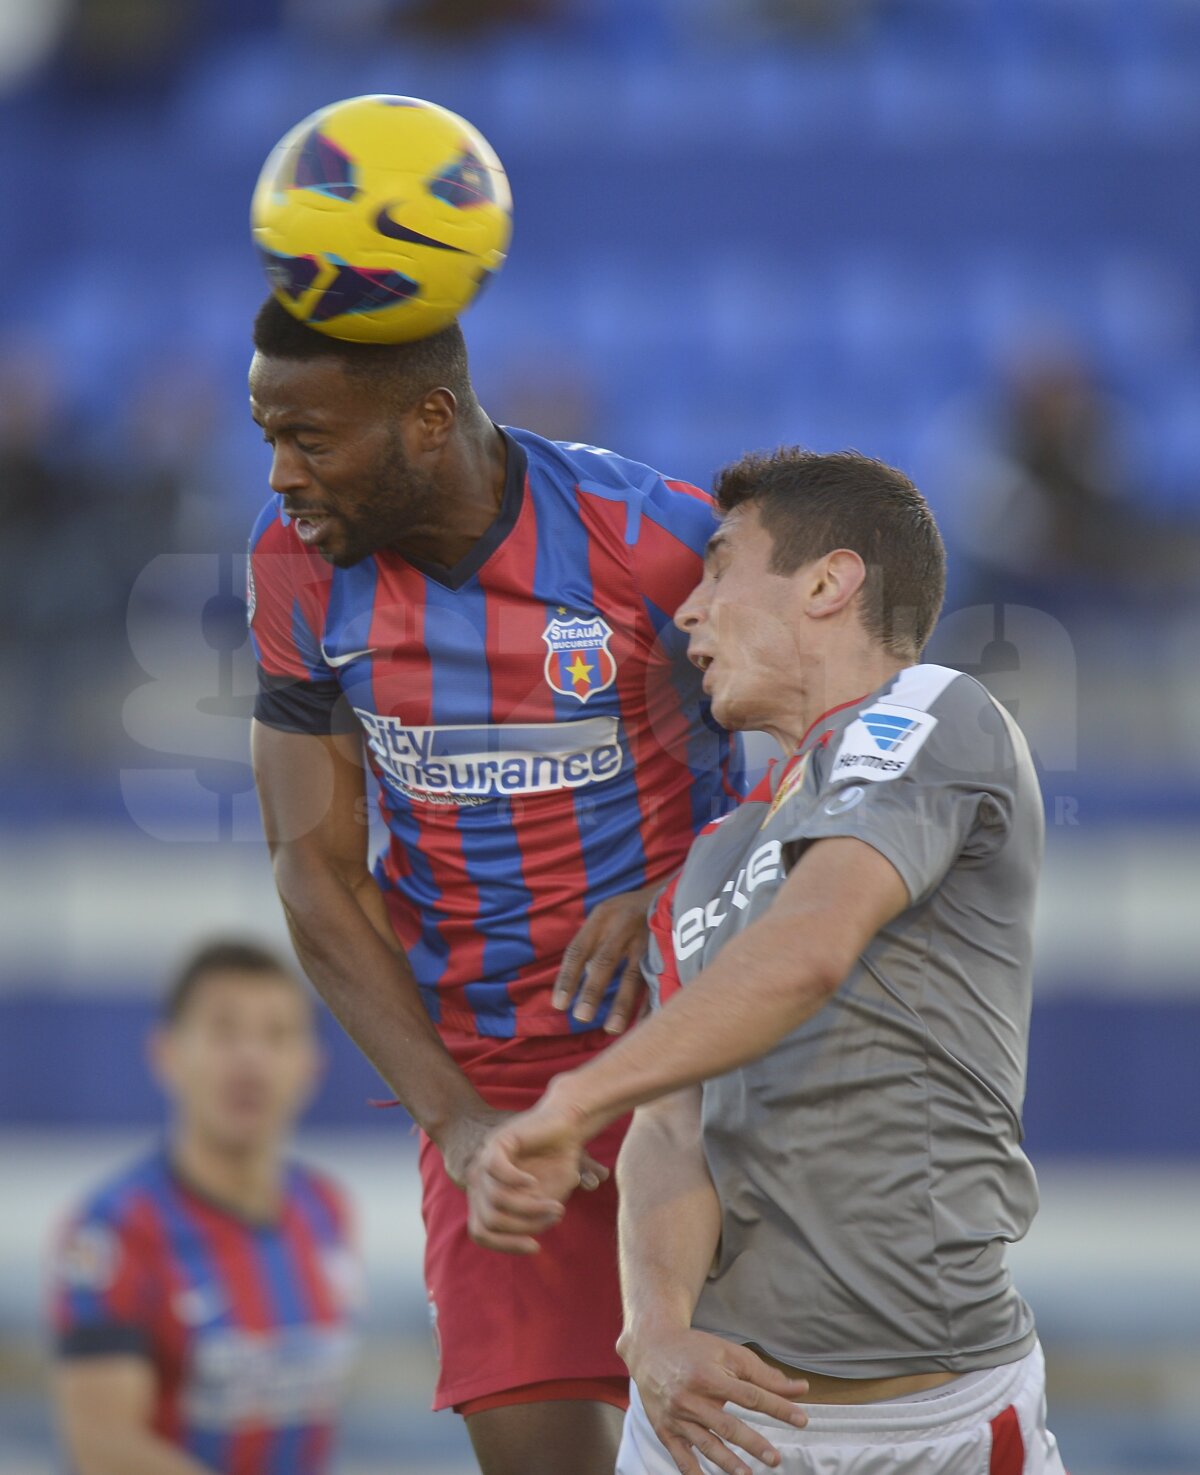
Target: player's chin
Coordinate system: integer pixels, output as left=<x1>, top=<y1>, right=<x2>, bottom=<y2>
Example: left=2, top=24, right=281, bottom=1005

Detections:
left=709, top=683, right=756, bottom=734
left=322, top=533, right=377, bottom=569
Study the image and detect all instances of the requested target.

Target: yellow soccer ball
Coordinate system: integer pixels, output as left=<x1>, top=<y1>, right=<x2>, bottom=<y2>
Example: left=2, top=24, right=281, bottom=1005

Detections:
left=251, top=94, right=512, bottom=344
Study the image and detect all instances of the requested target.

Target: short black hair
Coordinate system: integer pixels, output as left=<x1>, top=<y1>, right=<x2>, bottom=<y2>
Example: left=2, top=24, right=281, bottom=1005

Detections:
left=162, top=939, right=307, bottom=1024
left=714, top=448, right=946, bottom=657
left=251, top=294, right=476, bottom=411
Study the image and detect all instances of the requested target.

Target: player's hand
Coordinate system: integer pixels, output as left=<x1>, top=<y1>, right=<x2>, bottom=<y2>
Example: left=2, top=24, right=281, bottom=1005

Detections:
left=617, top=1325, right=809, bottom=1475
left=465, top=1098, right=607, bottom=1255
left=437, top=1104, right=515, bottom=1190
left=553, top=883, right=657, bottom=1033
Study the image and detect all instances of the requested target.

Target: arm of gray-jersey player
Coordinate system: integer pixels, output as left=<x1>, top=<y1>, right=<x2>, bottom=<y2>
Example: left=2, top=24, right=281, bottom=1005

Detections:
left=616, top=1088, right=720, bottom=1343
left=615, top=1089, right=810, bottom=1469
left=539, top=835, right=911, bottom=1137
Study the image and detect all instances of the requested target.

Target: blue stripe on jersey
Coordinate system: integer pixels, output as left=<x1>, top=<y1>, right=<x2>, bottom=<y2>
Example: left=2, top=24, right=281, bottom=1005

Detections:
left=323, top=560, right=377, bottom=663
left=639, top=480, right=716, bottom=558
left=348, top=562, right=450, bottom=1017
left=574, top=473, right=654, bottom=544
left=250, top=1219, right=309, bottom=1475
left=290, top=599, right=327, bottom=684
left=151, top=1162, right=235, bottom=1474
left=531, top=478, right=647, bottom=1031
left=288, top=1170, right=338, bottom=1246
left=375, top=811, right=449, bottom=1020
left=423, top=577, right=526, bottom=1038
left=644, top=595, right=742, bottom=831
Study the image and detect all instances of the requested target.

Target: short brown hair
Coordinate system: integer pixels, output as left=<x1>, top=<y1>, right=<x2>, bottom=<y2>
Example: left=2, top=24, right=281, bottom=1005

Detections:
left=713, top=448, right=946, bottom=656
left=162, top=939, right=306, bottom=1024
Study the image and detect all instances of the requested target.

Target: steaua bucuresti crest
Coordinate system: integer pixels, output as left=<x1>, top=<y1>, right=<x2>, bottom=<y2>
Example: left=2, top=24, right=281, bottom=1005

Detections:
left=542, top=613, right=617, bottom=705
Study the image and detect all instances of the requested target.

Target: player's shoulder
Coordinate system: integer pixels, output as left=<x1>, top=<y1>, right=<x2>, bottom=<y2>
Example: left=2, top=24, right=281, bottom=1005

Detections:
left=885, top=663, right=1018, bottom=751
left=286, top=1160, right=353, bottom=1235
left=57, top=1150, right=168, bottom=1267
left=506, top=425, right=711, bottom=509
left=250, top=492, right=289, bottom=552
left=829, top=664, right=1023, bottom=788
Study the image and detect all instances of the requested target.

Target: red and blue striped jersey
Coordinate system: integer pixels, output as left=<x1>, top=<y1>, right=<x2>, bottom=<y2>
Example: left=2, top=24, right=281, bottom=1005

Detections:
left=51, top=1149, right=358, bottom=1475
left=249, top=426, right=744, bottom=1039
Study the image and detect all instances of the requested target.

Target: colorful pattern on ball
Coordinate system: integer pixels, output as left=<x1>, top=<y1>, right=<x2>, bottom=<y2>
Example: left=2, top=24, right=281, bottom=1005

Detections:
left=251, top=95, right=512, bottom=344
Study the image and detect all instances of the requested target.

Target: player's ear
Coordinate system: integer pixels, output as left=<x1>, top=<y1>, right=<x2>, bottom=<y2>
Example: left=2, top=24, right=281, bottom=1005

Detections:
left=412, top=386, right=456, bottom=452
left=806, top=549, right=865, bottom=622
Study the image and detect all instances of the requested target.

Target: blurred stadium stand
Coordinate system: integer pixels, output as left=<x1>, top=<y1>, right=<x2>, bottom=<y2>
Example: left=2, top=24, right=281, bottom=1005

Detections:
left=1, top=0, right=1199, bottom=1471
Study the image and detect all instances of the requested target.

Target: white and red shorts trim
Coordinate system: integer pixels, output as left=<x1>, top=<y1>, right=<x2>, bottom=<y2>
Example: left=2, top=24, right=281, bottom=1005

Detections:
left=618, top=1340, right=1065, bottom=1474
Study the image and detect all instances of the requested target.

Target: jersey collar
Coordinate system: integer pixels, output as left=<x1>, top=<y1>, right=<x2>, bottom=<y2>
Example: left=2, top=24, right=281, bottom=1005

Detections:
left=401, top=425, right=527, bottom=591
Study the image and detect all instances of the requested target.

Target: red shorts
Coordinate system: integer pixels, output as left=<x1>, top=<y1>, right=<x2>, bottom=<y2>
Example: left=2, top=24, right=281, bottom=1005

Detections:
left=419, top=1029, right=631, bottom=1412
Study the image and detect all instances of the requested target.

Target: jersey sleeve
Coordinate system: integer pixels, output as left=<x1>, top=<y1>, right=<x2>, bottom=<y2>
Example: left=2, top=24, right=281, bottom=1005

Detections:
left=248, top=500, right=357, bottom=735
left=780, top=676, right=1022, bottom=908
left=51, top=1203, right=156, bottom=1360
left=642, top=873, right=683, bottom=1010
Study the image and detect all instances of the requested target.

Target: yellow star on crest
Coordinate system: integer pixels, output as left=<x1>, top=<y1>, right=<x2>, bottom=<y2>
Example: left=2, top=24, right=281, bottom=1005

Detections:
left=566, top=653, right=592, bottom=687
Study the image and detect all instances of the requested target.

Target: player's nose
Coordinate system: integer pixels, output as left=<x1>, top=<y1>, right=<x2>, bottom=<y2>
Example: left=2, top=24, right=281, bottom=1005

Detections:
left=674, top=581, right=707, bottom=633
left=268, top=443, right=311, bottom=495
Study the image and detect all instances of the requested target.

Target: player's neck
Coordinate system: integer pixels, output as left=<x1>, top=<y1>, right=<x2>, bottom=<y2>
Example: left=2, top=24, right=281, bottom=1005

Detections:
left=775, top=647, right=911, bottom=754
left=397, top=411, right=507, bottom=569
left=170, top=1129, right=286, bottom=1224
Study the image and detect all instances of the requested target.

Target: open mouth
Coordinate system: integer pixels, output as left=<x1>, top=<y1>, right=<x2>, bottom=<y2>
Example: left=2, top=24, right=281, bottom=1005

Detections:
left=289, top=512, right=333, bottom=546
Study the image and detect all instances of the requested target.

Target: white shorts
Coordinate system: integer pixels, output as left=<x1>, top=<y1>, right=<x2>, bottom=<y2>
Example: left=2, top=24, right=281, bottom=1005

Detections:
left=617, top=1341, right=1065, bottom=1475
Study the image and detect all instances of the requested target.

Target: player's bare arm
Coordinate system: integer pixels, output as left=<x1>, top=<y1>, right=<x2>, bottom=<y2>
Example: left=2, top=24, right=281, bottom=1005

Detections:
left=615, top=1089, right=808, bottom=1475
left=468, top=835, right=909, bottom=1225
left=252, top=719, right=501, bottom=1184
left=55, top=1357, right=218, bottom=1475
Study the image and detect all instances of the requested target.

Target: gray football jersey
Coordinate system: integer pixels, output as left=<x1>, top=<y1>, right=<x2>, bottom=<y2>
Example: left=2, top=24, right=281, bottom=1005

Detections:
left=645, top=664, right=1043, bottom=1377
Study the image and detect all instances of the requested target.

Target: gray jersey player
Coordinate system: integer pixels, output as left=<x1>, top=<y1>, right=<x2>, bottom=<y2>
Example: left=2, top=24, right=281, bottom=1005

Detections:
left=466, top=449, right=1064, bottom=1475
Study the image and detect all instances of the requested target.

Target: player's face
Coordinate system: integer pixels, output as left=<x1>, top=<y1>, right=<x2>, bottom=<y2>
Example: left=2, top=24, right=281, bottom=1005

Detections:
left=154, top=972, right=320, bottom=1156
left=249, top=353, right=438, bottom=567
left=675, top=504, right=813, bottom=732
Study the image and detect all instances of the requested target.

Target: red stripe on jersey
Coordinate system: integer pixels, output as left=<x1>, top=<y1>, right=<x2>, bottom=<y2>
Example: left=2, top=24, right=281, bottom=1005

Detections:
left=664, top=478, right=712, bottom=505
left=303, top=1170, right=350, bottom=1242
left=745, top=765, right=777, bottom=805
left=281, top=1202, right=337, bottom=1326
left=989, top=1404, right=1025, bottom=1475
left=229, top=1428, right=275, bottom=1475
left=134, top=1194, right=189, bottom=1444
left=482, top=484, right=582, bottom=1037
left=576, top=494, right=655, bottom=857
left=481, top=473, right=558, bottom=723
left=186, top=1197, right=274, bottom=1333
left=628, top=510, right=712, bottom=859
left=371, top=558, right=487, bottom=1002
left=581, top=494, right=702, bottom=881
left=251, top=515, right=335, bottom=680
left=368, top=559, right=430, bottom=941
left=365, top=557, right=430, bottom=720
left=299, top=1425, right=333, bottom=1472
left=631, top=490, right=711, bottom=628
left=649, top=874, right=683, bottom=1006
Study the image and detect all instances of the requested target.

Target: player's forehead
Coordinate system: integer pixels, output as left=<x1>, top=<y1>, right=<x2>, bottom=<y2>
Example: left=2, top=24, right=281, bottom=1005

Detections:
left=705, top=503, right=756, bottom=561
left=248, top=351, right=361, bottom=426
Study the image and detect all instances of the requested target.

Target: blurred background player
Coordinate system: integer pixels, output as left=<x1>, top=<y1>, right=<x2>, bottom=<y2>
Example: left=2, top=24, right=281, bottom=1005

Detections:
left=50, top=940, right=358, bottom=1475
left=247, top=298, right=742, bottom=1474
